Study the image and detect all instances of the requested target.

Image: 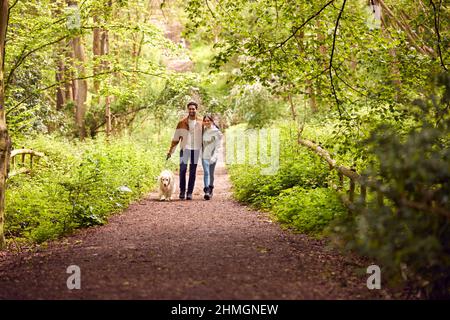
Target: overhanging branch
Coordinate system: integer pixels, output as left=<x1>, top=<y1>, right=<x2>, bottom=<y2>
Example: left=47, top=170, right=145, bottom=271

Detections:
left=430, top=0, right=448, bottom=71
left=259, top=0, right=335, bottom=55
left=7, top=68, right=167, bottom=114
left=329, top=0, right=346, bottom=117
left=5, top=35, right=70, bottom=91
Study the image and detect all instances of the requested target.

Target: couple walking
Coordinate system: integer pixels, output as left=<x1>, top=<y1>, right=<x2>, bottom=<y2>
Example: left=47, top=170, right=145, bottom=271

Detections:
left=166, top=101, right=223, bottom=200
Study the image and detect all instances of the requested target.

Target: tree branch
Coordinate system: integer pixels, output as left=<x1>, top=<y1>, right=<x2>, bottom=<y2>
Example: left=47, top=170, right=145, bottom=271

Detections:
left=204, top=0, right=216, bottom=19
left=92, top=106, right=149, bottom=133
left=329, top=0, right=346, bottom=117
left=5, top=35, right=69, bottom=91
left=298, top=137, right=450, bottom=219
left=333, top=66, right=368, bottom=96
left=8, top=0, right=19, bottom=11
left=259, top=0, right=335, bottom=55
left=378, top=0, right=435, bottom=56
left=430, top=0, right=448, bottom=71
left=7, top=69, right=166, bottom=114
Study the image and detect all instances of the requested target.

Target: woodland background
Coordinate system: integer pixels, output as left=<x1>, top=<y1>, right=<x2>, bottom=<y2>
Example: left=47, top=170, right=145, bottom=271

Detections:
left=0, top=0, right=448, bottom=298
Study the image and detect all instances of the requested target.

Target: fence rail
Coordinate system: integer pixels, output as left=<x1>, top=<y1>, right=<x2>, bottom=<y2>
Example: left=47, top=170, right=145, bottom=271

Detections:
left=297, top=137, right=450, bottom=219
left=8, top=148, right=45, bottom=178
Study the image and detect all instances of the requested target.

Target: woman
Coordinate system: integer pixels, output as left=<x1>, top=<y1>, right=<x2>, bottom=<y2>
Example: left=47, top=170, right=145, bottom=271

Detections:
left=201, top=114, right=223, bottom=200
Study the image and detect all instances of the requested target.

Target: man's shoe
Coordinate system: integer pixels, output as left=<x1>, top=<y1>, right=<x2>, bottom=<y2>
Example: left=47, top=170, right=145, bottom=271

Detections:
left=209, top=186, right=214, bottom=198
left=203, top=187, right=210, bottom=200
left=179, top=192, right=185, bottom=200
left=186, top=194, right=193, bottom=200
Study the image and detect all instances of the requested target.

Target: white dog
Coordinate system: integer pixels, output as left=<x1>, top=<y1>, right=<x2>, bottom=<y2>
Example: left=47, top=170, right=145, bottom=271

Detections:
left=158, top=169, right=175, bottom=201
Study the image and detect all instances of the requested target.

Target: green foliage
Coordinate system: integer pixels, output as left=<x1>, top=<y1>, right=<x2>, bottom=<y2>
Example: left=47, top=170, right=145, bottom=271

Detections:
left=184, top=0, right=448, bottom=145
left=228, top=81, right=283, bottom=128
left=3, top=0, right=449, bottom=300
left=4, top=0, right=189, bottom=140
left=5, top=133, right=172, bottom=243
left=273, top=187, right=346, bottom=234
left=228, top=125, right=343, bottom=234
left=331, top=72, right=450, bottom=299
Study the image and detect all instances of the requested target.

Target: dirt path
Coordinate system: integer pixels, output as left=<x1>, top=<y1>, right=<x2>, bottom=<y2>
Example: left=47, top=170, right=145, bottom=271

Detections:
left=0, top=153, right=405, bottom=300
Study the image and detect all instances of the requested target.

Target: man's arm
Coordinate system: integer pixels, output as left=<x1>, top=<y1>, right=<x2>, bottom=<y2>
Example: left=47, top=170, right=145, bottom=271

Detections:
left=168, top=137, right=181, bottom=155
left=167, top=120, right=186, bottom=157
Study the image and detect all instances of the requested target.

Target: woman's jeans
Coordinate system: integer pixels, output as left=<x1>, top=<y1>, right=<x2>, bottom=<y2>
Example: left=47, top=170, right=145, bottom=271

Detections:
left=180, top=149, right=200, bottom=195
left=202, top=159, right=216, bottom=189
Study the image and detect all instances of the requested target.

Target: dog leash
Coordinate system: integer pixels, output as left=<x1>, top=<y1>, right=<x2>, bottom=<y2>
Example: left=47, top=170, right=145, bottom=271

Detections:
left=164, top=156, right=171, bottom=170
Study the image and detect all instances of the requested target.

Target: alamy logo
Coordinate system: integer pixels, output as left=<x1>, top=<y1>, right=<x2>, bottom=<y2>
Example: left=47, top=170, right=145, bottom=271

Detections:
left=226, top=128, right=279, bottom=175
left=366, top=265, right=381, bottom=289
left=66, top=5, right=81, bottom=30
left=365, top=2, right=381, bottom=30
left=67, top=265, right=81, bottom=290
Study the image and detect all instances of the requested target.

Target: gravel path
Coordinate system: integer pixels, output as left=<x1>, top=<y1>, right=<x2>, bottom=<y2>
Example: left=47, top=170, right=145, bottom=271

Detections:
left=0, top=155, right=403, bottom=299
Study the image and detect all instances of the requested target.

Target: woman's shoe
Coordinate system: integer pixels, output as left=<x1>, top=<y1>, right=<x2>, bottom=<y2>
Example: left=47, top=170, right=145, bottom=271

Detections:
left=209, top=186, right=214, bottom=198
left=203, top=187, right=210, bottom=200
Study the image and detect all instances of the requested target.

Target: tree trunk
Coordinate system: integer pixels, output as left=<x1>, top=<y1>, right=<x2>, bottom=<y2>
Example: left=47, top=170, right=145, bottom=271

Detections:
left=64, top=39, right=74, bottom=102
left=93, top=16, right=101, bottom=96
left=67, top=0, right=87, bottom=139
left=101, top=23, right=112, bottom=137
left=287, top=92, right=297, bottom=121
left=71, top=36, right=88, bottom=139
left=105, top=95, right=111, bottom=136
left=377, top=0, right=435, bottom=57
left=0, top=0, right=11, bottom=250
left=306, top=78, right=318, bottom=113
left=86, top=15, right=103, bottom=137
left=55, top=56, right=65, bottom=111
left=52, top=0, right=66, bottom=111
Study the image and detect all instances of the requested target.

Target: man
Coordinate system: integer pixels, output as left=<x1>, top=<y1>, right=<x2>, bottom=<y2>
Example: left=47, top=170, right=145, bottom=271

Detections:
left=167, top=102, right=203, bottom=200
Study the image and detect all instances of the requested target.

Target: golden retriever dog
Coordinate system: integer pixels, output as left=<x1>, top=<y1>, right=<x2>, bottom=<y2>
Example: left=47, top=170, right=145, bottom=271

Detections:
left=158, top=169, right=175, bottom=201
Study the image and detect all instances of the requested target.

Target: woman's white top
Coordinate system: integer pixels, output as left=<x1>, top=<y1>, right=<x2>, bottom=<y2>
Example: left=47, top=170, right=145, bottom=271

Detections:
left=202, top=126, right=223, bottom=162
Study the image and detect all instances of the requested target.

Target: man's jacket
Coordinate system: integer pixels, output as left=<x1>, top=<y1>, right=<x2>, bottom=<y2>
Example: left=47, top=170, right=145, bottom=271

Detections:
left=168, top=116, right=203, bottom=154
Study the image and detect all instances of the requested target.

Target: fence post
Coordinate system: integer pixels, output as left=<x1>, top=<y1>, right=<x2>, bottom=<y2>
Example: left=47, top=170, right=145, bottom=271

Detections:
left=21, top=147, right=25, bottom=165
left=349, top=179, right=355, bottom=203
left=338, top=172, right=344, bottom=190
left=8, top=149, right=45, bottom=179
left=348, top=166, right=358, bottom=203
left=377, top=191, right=384, bottom=207
left=360, top=185, right=367, bottom=205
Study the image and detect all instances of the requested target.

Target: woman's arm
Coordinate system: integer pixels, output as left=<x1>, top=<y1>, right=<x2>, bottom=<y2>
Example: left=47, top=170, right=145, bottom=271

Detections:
left=211, top=130, right=223, bottom=163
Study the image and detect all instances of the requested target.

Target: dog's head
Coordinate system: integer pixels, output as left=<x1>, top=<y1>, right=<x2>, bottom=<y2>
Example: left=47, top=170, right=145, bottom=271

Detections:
left=159, top=171, right=172, bottom=188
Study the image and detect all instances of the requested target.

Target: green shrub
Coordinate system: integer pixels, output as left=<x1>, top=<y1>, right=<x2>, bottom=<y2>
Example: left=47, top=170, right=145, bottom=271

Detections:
left=5, top=133, right=173, bottom=243
left=272, top=187, right=347, bottom=234
left=331, top=72, right=450, bottom=298
left=228, top=125, right=338, bottom=234
left=228, top=82, right=283, bottom=128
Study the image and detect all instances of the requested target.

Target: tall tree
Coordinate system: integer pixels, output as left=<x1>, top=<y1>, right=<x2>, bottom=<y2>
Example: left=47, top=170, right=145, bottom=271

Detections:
left=68, top=0, right=88, bottom=139
left=71, top=36, right=88, bottom=139
left=92, top=15, right=102, bottom=95
left=53, top=0, right=66, bottom=111
left=0, top=0, right=11, bottom=250
left=101, top=21, right=112, bottom=136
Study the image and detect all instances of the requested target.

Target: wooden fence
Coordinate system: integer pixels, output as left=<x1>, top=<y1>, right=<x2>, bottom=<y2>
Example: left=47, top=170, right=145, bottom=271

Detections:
left=8, top=148, right=45, bottom=178
left=298, top=138, right=450, bottom=219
